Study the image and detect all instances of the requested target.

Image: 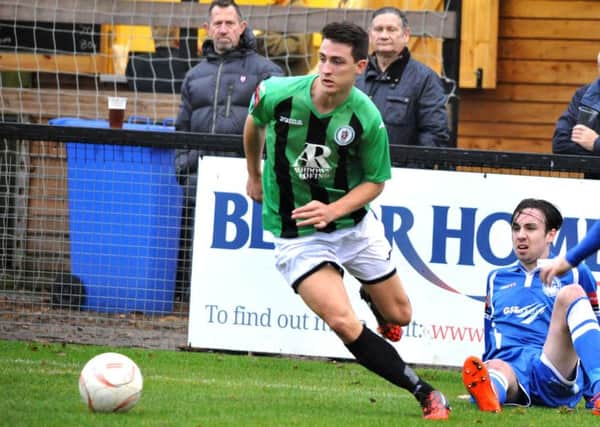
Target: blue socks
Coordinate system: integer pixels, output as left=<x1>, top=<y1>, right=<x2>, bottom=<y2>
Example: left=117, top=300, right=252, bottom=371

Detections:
left=567, top=297, right=600, bottom=395
left=488, top=369, right=508, bottom=405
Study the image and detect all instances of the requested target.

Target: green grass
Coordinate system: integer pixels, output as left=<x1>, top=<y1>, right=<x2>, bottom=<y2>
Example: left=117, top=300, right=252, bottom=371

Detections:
left=0, top=339, right=597, bottom=426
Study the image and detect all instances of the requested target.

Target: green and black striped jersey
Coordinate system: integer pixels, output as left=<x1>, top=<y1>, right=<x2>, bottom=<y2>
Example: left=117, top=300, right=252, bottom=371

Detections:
left=249, top=74, right=391, bottom=238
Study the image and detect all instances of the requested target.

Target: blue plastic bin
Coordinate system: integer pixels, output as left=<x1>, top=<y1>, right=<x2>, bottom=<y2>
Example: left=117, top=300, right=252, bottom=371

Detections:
left=53, top=118, right=183, bottom=314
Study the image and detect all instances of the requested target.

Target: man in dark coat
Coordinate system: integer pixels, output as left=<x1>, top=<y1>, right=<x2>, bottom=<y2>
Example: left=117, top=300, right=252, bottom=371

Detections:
left=552, top=76, right=600, bottom=180
left=355, top=7, right=449, bottom=150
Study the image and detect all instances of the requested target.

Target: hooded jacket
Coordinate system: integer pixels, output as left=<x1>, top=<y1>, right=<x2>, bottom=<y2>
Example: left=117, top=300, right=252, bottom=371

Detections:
left=175, top=27, right=283, bottom=173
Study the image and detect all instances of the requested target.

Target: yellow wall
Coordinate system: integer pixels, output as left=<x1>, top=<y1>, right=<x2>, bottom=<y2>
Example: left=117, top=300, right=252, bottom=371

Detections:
left=106, top=0, right=184, bottom=73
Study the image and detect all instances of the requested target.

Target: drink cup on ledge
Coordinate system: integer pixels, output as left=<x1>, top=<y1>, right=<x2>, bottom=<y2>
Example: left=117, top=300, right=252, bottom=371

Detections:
left=108, top=96, right=127, bottom=128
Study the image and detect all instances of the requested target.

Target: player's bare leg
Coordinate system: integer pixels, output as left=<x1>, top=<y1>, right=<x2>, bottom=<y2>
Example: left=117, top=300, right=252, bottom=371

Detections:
left=542, top=284, right=600, bottom=415
left=360, top=274, right=411, bottom=342
left=297, top=264, right=363, bottom=343
left=542, top=284, right=584, bottom=378
left=298, top=264, right=450, bottom=420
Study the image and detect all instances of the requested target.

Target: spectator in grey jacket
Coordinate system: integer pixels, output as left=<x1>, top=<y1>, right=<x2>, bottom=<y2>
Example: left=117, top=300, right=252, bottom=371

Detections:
left=175, top=0, right=283, bottom=160
left=355, top=7, right=449, bottom=150
left=174, top=0, right=283, bottom=301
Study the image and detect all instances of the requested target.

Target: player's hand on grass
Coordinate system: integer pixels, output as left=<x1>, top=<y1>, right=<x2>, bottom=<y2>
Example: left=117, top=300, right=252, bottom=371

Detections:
left=292, top=200, right=336, bottom=229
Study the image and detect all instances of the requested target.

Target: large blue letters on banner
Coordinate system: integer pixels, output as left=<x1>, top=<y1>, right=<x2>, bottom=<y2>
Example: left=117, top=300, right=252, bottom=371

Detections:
left=210, top=191, right=600, bottom=273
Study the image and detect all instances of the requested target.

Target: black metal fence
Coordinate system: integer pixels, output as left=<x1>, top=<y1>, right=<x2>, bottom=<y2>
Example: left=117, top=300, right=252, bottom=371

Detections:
left=0, top=122, right=599, bottom=350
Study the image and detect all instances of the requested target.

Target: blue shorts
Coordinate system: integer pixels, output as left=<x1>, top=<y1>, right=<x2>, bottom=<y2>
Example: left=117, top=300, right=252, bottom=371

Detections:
left=526, top=354, right=584, bottom=408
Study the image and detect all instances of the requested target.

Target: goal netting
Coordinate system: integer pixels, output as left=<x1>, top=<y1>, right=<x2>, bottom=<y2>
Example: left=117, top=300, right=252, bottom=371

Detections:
left=0, top=0, right=457, bottom=350
left=1, top=0, right=456, bottom=124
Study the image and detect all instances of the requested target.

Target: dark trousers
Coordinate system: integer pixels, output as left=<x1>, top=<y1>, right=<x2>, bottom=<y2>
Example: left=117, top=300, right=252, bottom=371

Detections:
left=175, top=173, right=197, bottom=302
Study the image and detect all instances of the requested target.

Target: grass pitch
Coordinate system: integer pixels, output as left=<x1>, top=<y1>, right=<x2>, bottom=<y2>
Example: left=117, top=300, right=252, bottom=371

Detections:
left=0, top=339, right=596, bottom=426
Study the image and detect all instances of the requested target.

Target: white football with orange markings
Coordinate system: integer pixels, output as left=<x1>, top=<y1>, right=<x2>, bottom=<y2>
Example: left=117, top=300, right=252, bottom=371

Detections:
left=78, top=352, right=143, bottom=412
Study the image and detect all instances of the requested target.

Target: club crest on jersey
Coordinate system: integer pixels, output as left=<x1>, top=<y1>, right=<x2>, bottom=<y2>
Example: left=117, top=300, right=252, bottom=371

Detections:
left=334, top=126, right=355, bottom=146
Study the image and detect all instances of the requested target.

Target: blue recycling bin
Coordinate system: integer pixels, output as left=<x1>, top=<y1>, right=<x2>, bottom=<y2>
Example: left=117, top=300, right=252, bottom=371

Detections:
left=53, top=117, right=183, bottom=314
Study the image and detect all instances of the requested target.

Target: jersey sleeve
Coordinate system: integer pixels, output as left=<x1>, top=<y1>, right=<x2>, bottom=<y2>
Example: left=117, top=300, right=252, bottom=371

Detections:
left=248, top=79, right=272, bottom=127
left=566, top=220, right=600, bottom=267
left=359, top=109, right=392, bottom=183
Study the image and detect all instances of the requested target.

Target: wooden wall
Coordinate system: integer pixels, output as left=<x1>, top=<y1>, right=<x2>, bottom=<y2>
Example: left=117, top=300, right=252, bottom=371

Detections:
left=457, top=0, right=600, bottom=153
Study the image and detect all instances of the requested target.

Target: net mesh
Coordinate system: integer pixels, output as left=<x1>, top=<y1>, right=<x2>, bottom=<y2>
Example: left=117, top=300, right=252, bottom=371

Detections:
left=0, top=0, right=455, bottom=124
left=2, top=126, right=596, bottom=349
left=0, top=0, right=457, bottom=350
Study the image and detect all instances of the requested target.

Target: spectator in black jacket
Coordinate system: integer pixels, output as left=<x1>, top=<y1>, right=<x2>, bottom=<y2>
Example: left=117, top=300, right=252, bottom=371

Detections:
left=552, top=53, right=600, bottom=179
left=174, top=0, right=283, bottom=301
left=355, top=7, right=449, bottom=150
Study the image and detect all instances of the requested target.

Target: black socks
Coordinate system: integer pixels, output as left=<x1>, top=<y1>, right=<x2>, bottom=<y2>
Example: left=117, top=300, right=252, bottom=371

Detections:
left=345, top=325, right=434, bottom=401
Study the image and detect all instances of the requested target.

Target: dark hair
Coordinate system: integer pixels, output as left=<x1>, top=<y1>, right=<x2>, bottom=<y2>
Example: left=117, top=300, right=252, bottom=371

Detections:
left=511, top=198, right=563, bottom=232
left=321, top=22, right=369, bottom=62
left=371, top=7, right=409, bottom=30
left=208, top=0, right=243, bottom=21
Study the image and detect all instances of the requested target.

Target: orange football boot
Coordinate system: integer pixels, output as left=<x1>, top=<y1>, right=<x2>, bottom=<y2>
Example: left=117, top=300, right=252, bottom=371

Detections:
left=462, top=356, right=501, bottom=413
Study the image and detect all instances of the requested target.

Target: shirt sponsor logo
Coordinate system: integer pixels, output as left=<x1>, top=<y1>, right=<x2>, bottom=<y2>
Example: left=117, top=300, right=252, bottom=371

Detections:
left=293, top=143, right=331, bottom=180
left=279, top=116, right=303, bottom=126
left=334, top=125, right=355, bottom=146
left=502, top=303, right=546, bottom=324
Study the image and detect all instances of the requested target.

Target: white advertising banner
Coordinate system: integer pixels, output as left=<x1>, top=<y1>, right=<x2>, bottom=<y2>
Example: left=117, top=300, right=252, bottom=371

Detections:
left=187, top=156, right=600, bottom=367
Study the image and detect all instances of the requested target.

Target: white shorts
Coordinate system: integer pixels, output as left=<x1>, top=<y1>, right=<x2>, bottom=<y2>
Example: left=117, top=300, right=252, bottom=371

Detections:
left=272, top=210, right=397, bottom=291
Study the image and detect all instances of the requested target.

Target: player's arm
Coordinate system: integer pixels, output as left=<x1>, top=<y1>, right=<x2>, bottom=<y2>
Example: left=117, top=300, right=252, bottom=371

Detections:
left=243, top=115, right=266, bottom=203
left=292, top=181, right=384, bottom=229
left=541, top=221, right=600, bottom=285
left=566, top=220, right=600, bottom=266
left=539, top=256, right=573, bottom=286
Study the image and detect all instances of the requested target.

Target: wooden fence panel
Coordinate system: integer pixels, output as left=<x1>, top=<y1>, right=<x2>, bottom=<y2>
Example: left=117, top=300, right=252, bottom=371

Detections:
left=500, top=18, right=600, bottom=40
left=458, top=0, right=600, bottom=153
left=501, top=0, right=600, bottom=19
